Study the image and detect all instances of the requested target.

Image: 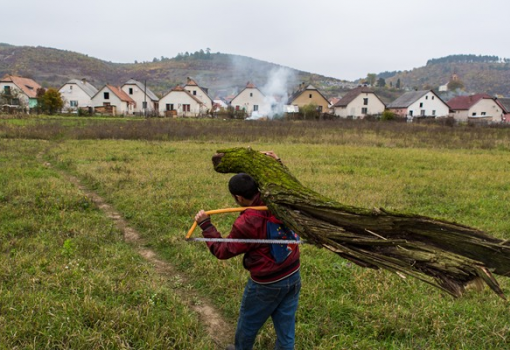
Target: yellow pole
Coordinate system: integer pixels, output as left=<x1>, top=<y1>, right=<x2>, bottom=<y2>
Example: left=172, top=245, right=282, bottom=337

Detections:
left=185, top=206, right=268, bottom=239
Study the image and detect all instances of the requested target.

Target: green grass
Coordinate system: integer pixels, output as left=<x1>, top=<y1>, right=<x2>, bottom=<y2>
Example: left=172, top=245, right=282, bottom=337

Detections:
left=2, top=117, right=510, bottom=349
left=46, top=139, right=510, bottom=349
left=0, top=140, right=210, bottom=349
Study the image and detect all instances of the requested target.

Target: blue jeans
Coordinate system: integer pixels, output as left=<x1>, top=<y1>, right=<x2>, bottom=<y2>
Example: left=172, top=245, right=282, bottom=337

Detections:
left=235, top=270, right=301, bottom=350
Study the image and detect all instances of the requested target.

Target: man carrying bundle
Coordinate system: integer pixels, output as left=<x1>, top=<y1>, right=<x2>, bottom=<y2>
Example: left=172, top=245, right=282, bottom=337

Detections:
left=195, top=166, right=301, bottom=350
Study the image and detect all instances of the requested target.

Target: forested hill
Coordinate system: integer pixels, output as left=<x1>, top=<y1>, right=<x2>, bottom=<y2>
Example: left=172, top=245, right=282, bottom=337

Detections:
left=2, top=45, right=510, bottom=98
left=382, top=54, right=510, bottom=96
left=0, top=43, right=348, bottom=97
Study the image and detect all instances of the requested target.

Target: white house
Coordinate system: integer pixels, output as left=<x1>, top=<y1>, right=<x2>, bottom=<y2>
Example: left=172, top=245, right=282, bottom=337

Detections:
left=387, top=90, right=450, bottom=120
left=183, top=77, right=213, bottom=112
left=0, top=75, right=41, bottom=111
left=447, top=93, right=502, bottom=122
left=121, top=79, right=159, bottom=115
left=159, top=85, right=206, bottom=117
left=333, top=87, right=385, bottom=118
left=91, top=84, right=135, bottom=115
left=59, top=78, right=98, bottom=112
left=230, top=82, right=267, bottom=117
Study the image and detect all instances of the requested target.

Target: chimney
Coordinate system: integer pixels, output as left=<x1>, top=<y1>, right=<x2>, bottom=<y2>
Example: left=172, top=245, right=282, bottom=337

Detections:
left=81, top=78, right=87, bottom=84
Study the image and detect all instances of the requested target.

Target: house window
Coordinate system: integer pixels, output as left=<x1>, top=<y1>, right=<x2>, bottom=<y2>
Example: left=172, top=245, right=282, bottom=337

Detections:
left=253, top=105, right=258, bottom=111
left=12, top=98, right=20, bottom=105
left=235, top=105, right=240, bottom=111
left=166, top=104, right=174, bottom=111
left=183, top=104, right=190, bottom=112
left=318, top=106, right=323, bottom=113
left=409, top=110, right=414, bottom=117
left=481, top=112, right=486, bottom=115
left=309, top=94, right=312, bottom=98
left=432, top=110, right=436, bottom=116
left=425, top=96, right=428, bottom=100
left=4, top=86, right=10, bottom=95
left=432, top=96, right=435, bottom=100
left=70, top=85, right=73, bottom=90
left=70, top=100, right=78, bottom=107
left=250, top=93, right=253, bottom=97
left=421, top=110, right=425, bottom=116
left=104, top=92, right=110, bottom=99
left=419, top=102, right=423, bottom=107
left=129, top=88, right=133, bottom=95
left=193, top=91, right=197, bottom=96
left=361, top=107, right=368, bottom=114
left=363, top=98, right=368, bottom=105
left=472, top=112, right=477, bottom=116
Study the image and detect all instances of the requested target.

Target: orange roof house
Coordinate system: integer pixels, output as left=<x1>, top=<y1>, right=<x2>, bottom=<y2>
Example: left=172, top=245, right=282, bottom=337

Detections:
left=0, top=75, right=42, bottom=108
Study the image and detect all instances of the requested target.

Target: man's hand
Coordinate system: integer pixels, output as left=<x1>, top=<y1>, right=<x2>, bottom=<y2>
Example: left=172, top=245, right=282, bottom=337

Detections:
left=195, top=210, right=210, bottom=224
left=260, top=150, right=280, bottom=161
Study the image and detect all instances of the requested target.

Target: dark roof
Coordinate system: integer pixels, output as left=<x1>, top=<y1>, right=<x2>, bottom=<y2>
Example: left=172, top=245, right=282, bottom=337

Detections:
left=447, top=93, right=492, bottom=110
left=387, top=90, right=430, bottom=108
left=333, top=86, right=378, bottom=107
left=496, top=98, right=510, bottom=113
left=64, top=79, right=98, bottom=97
left=123, top=79, right=159, bottom=101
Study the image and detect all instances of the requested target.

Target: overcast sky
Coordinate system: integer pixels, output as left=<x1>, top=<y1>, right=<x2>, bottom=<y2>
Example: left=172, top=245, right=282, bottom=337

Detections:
left=4, top=0, right=510, bottom=81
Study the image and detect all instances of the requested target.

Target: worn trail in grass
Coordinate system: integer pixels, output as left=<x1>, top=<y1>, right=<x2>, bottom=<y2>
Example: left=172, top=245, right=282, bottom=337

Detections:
left=38, top=147, right=235, bottom=348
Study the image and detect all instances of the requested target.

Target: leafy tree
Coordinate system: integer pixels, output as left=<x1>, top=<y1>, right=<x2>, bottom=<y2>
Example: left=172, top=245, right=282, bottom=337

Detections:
left=396, top=78, right=401, bottom=89
left=447, top=79, right=465, bottom=91
left=300, top=103, right=319, bottom=120
left=380, top=110, right=396, bottom=121
left=38, top=88, right=64, bottom=115
left=366, top=73, right=377, bottom=86
left=376, top=77, right=386, bottom=88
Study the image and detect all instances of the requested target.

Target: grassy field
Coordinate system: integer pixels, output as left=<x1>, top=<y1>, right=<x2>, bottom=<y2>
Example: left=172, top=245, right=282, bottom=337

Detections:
left=1, top=116, right=509, bottom=349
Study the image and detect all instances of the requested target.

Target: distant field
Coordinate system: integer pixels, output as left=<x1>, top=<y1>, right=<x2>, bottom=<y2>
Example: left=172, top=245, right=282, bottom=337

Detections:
left=1, top=117, right=509, bottom=349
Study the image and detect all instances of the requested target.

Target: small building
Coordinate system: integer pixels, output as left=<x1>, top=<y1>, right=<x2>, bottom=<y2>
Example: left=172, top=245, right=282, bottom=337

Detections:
left=159, top=85, right=206, bottom=117
left=183, top=77, right=213, bottom=112
left=121, top=79, right=159, bottom=115
left=387, top=90, right=450, bottom=120
left=0, top=75, right=41, bottom=111
left=59, top=78, right=98, bottom=112
left=91, top=84, right=135, bottom=116
left=447, top=93, right=502, bottom=123
left=229, top=82, right=267, bottom=117
left=288, top=83, right=330, bottom=113
left=333, top=87, right=385, bottom=119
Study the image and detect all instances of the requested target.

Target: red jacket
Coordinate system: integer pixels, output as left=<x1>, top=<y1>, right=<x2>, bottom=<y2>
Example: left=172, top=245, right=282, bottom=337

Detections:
left=199, top=194, right=300, bottom=283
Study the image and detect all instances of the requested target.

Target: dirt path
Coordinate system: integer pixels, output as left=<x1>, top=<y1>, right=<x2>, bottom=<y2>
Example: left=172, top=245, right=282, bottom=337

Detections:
left=39, top=153, right=235, bottom=349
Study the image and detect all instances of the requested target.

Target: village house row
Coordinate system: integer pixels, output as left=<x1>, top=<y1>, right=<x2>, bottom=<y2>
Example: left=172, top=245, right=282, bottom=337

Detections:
left=1, top=75, right=510, bottom=123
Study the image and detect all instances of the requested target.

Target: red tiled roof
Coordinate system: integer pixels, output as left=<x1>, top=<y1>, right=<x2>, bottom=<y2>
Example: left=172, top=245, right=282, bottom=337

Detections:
left=186, top=77, right=198, bottom=86
left=107, top=84, right=135, bottom=104
left=1, top=75, right=41, bottom=98
left=246, top=82, right=256, bottom=88
left=447, top=93, right=492, bottom=110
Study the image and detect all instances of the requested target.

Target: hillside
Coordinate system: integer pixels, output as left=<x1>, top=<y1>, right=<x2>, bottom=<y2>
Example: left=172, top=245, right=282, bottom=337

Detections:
left=383, top=55, right=510, bottom=97
left=0, top=43, right=352, bottom=98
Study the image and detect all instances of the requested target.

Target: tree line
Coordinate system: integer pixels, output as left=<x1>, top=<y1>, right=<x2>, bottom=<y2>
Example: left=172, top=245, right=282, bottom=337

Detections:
left=426, top=54, right=508, bottom=65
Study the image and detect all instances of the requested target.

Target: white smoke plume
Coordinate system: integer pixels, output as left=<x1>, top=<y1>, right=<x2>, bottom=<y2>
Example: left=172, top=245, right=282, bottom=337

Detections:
left=250, top=67, right=297, bottom=119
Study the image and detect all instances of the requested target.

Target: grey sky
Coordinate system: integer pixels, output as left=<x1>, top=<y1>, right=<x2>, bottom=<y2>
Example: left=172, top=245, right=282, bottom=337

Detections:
left=4, top=0, right=510, bottom=81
